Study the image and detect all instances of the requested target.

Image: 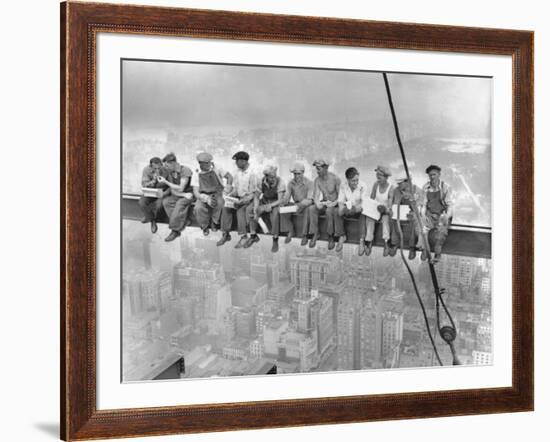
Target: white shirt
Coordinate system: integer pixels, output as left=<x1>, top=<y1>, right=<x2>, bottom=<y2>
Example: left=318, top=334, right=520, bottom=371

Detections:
left=231, top=166, right=259, bottom=198
left=338, top=180, right=368, bottom=209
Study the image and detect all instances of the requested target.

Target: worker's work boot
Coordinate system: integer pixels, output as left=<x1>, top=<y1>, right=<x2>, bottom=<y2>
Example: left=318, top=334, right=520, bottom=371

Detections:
left=164, top=230, right=180, bottom=242
left=365, top=241, right=373, bottom=256
left=309, top=234, right=319, bottom=248
left=285, top=228, right=294, bottom=244
left=216, top=232, right=231, bottom=247
left=358, top=239, right=366, bottom=256
left=235, top=235, right=249, bottom=249
left=244, top=234, right=260, bottom=248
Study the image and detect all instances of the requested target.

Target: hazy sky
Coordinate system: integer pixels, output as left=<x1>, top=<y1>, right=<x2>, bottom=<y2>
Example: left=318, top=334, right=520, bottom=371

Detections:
left=122, top=60, right=491, bottom=133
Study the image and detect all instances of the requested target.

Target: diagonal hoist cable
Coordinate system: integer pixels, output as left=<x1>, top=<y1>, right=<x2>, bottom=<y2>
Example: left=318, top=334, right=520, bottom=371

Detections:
left=382, top=72, right=460, bottom=366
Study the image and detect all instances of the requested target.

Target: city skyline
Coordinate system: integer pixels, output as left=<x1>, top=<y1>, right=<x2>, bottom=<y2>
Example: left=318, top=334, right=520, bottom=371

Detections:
left=122, top=221, right=491, bottom=382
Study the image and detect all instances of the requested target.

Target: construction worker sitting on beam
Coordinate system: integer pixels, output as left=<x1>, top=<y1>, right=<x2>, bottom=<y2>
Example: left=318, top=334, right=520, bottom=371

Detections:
left=217, top=151, right=260, bottom=249
left=365, top=165, right=395, bottom=256
left=192, top=152, right=233, bottom=236
left=139, top=156, right=170, bottom=234
left=389, top=176, right=424, bottom=259
left=419, top=164, right=454, bottom=262
left=280, top=162, right=314, bottom=247
left=308, top=159, right=342, bottom=249
left=250, top=164, right=286, bottom=253
left=158, top=153, right=194, bottom=242
left=337, top=167, right=368, bottom=255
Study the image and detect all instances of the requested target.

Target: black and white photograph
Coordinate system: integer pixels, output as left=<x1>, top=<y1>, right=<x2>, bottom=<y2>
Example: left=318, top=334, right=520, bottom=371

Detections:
left=121, top=60, right=492, bottom=382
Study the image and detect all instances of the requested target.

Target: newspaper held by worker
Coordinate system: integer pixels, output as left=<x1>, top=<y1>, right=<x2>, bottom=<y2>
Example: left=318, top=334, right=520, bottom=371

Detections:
left=362, top=198, right=381, bottom=220
left=279, top=205, right=298, bottom=214
left=223, top=195, right=240, bottom=209
left=141, top=187, right=163, bottom=198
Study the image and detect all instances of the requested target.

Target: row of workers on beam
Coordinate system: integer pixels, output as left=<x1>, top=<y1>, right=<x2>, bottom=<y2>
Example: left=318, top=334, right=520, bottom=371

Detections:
left=139, top=151, right=454, bottom=261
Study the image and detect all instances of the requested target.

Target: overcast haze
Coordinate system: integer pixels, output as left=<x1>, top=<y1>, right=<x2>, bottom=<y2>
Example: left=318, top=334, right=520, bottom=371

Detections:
left=122, top=60, right=491, bottom=134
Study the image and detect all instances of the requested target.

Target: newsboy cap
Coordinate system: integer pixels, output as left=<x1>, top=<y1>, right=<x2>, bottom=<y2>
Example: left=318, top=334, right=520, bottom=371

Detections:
left=196, top=152, right=213, bottom=162
left=232, top=151, right=250, bottom=161
left=425, top=164, right=442, bottom=174
left=263, top=164, right=278, bottom=176
left=290, top=162, right=305, bottom=173
left=374, top=165, right=392, bottom=177
left=312, top=159, right=329, bottom=167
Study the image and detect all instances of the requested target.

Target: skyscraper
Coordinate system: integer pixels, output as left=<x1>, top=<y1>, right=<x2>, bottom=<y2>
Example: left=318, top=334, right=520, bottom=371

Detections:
left=123, top=268, right=173, bottom=315
left=290, top=253, right=341, bottom=298
left=230, top=276, right=268, bottom=308
left=380, top=311, right=404, bottom=367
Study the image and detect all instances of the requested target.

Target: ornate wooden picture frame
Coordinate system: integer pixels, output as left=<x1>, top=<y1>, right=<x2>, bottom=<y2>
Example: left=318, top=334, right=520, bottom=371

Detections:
left=61, top=1, right=533, bottom=440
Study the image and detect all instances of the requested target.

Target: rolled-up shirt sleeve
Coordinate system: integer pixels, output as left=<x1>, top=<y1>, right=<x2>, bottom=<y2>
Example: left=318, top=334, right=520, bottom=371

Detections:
left=443, top=183, right=454, bottom=216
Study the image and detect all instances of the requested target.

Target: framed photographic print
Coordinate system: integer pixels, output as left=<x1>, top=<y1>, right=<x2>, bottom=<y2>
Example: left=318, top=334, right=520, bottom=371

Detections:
left=61, top=1, right=534, bottom=440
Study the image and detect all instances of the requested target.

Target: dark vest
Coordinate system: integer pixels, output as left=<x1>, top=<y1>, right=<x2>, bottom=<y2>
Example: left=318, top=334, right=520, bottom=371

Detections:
left=261, top=177, right=281, bottom=203
left=198, top=169, right=223, bottom=194
left=426, top=182, right=447, bottom=215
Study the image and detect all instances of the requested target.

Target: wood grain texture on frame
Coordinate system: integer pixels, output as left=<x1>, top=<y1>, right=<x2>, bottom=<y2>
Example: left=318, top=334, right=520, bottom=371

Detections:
left=60, top=1, right=534, bottom=440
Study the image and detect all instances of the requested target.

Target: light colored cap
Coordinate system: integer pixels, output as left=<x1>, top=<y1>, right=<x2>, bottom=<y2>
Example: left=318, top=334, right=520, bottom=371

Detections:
left=312, top=159, right=329, bottom=167
left=196, top=152, right=213, bottom=162
left=374, top=165, right=392, bottom=177
left=290, top=162, right=305, bottom=173
left=262, top=164, right=278, bottom=176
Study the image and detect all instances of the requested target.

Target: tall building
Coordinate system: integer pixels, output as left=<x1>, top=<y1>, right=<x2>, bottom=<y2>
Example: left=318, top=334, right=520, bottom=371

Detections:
left=263, top=319, right=288, bottom=356
left=290, top=253, right=341, bottom=297
left=280, top=330, right=319, bottom=372
left=230, top=276, right=268, bottom=308
left=296, top=298, right=314, bottom=333
left=250, top=251, right=269, bottom=285
left=438, top=255, right=475, bottom=288
left=315, top=295, right=335, bottom=356
left=358, top=296, right=381, bottom=368
left=250, top=250, right=281, bottom=288
left=472, top=350, right=493, bottom=365
left=256, top=311, right=275, bottom=336
left=203, top=282, right=232, bottom=329
left=337, top=293, right=360, bottom=370
left=266, top=283, right=295, bottom=310
left=233, top=307, right=257, bottom=338
left=380, top=311, right=404, bottom=367
left=123, top=268, right=173, bottom=315
left=173, top=260, right=225, bottom=298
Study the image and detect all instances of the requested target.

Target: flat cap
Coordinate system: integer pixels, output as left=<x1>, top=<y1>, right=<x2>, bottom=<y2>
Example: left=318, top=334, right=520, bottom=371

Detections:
left=263, top=164, right=278, bottom=176
left=290, top=162, right=305, bottom=173
left=312, top=159, right=329, bottom=167
left=425, top=164, right=442, bottom=174
left=232, top=151, right=250, bottom=161
left=196, top=152, right=213, bottom=162
left=374, top=165, right=392, bottom=177
left=395, top=176, right=409, bottom=183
